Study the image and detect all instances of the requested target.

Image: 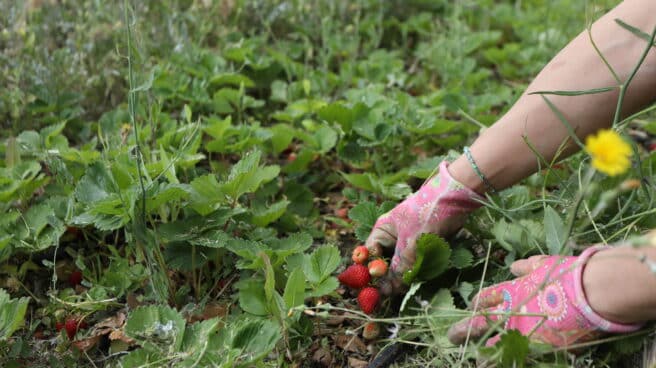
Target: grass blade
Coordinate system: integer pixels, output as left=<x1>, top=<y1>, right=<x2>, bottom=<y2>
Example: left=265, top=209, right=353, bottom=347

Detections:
left=529, top=86, right=616, bottom=96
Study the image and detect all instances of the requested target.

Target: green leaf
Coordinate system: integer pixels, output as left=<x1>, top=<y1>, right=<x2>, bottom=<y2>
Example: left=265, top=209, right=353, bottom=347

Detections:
left=306, top=277, right=338, bottom=298
left=430, top=288, right=456, bottom=313
left=314, top=125, right=338, bottom=154
left=189, top=229, right=233, bottom=248
left=403, top=234, right=451, bottom=284
left=304, top=245, right=340, bottom=284
left=0, top=289, right=29, bottom=340
left=348, top=201, right=395, bottom=241
left=125, top=305, right=187, bottom=353
left=225, top=239, right=265, bottom=269
left=425, top=288, right=459, bottom=347
left=498, top=330, right=529, bottom=368
left=158, top=209, right=235, bottom=243
left=209, top=73, right=255, bottom=88
left=260, top=253, right=286, bottom=321
left=451, top=247, right=474, bottom=269
left=269, top=233, right=313, bottom=259
left=341, top=172, right=411, bottom=200
left=458, top=282, right=475, bottom=307
left=183, top=104, right=192, bottom=123
left=74, top=162, right=115, bottom=203
left=284, top=182, right=314, bottom=216
left=283, top=268, right=306, bottom=309
left=189, top=174, right=225, bottom=215
left=229, top=318, right=281, bottom=366
left=180, top=318, right=222, bottom=365
left=251, top=200, right=289, bottom=227
left=317, top=102, right=355, bottom=132
left=119, top=349, right=161, bottom=368
left=407, top=156, right=443, bottom=179
left=221, top=150, right=280, bottom=200
left=14, top=204, right=66, bottom=252
left=146, top=183, right=190, bottom=213
left=237, top=279, right=269, bottom=316
left=544, top=206, right=566, bottom=255
left=492, top=219, right=544, bottom=257
left=281, top=148, right=315, bottom=174
left=269, top=124, right=295, bottom=154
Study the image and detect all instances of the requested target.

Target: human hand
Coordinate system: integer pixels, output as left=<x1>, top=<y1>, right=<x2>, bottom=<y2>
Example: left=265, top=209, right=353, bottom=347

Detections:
left=364, top=161, right=483, bottom=294
left=447, top=247, right=643, bottom=347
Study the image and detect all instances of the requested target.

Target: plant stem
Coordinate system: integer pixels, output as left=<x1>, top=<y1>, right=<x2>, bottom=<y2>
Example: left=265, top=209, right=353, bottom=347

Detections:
left=561, top=166, right=595, bottom=254
left=613, top=24, right=656, bottom=126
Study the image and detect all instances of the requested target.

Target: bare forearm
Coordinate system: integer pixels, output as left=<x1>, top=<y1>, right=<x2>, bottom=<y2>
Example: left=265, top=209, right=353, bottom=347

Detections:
left=584, top=243, right=656, bottom=324
left=449, top=0, right=656, bottom=193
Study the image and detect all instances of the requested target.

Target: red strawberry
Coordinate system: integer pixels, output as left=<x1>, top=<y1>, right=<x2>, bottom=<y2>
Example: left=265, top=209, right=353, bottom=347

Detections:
left=368, top=259, right=388, bottom=277
left=338, top=264, right=370, bottom=289
left=351, top=246, right=369, bottom=265
left=64, top=319, right=87, bottom=340
left=335, top=208, right=349, bottom=219
left=362, top=321, right=380, bottom=340
left=649, top=142, right=656, bottom=152
left=55, top=321, right=64, bottom=332
left=357, top=287, right=380, bottom=314
left=68, top=271, right=83, bottom=286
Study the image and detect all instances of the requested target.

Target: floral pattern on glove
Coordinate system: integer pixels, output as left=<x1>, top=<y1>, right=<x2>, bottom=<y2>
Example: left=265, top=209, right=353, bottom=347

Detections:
left=365, top=161, right=484, bottom=276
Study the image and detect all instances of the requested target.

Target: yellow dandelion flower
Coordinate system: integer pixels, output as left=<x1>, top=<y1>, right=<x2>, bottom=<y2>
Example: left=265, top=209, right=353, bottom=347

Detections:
left=584, top=129, right=631, bottom=176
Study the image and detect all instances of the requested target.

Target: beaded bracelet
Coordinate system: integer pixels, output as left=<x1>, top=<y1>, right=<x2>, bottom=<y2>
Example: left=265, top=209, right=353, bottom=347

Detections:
left=463, top=146, right=497, bottom=195
left=638, top=253, right=656, bottom=274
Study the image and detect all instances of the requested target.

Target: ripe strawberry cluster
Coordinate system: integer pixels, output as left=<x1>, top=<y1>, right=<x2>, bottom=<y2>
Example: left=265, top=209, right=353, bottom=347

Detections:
left=337, top=246, right=388, bottom=315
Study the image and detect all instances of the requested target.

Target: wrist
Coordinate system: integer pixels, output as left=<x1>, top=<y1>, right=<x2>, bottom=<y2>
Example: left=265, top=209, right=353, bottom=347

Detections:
left=447, top=156, right=488, bottom=195
left=581, top=246, right=654, bottom=326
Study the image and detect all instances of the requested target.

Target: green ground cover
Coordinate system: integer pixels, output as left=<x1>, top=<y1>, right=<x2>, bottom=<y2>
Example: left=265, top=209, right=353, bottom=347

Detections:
left=1, top=0, right=654, bottom=366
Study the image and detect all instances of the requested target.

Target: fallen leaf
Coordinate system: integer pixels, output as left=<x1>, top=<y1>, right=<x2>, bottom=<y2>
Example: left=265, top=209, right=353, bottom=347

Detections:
left=311, top=347, right=333, bottom=367
left=333, top=334, right=367, bottom=354
left=188, top=302, right=230, bottom=323
left=348, top=357, right=369, bottom=368
left=71, top=335, right=101, bottom=352
left=126, top=293, right=143, bottom=309
left=85, top=312, right=135, bottom=345
left=109, top=329, right=135, bottom=344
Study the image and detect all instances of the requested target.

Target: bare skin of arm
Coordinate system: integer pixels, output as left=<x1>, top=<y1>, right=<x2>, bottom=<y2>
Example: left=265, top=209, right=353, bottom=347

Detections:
left=447, top=0, right=656, bottom=324
left=448, top=0, right=656, bottom=193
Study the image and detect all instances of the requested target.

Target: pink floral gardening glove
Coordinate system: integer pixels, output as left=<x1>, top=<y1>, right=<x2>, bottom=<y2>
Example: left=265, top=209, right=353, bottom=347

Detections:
left=365, top=161, right=484, bottom=292
left=447, top=246, right=643, bottom=347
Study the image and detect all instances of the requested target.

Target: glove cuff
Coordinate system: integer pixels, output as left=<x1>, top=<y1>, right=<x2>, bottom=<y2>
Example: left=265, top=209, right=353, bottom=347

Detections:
left=435, top=161, right=486, bottom=204
left=573, top=246, right=644, bottom=333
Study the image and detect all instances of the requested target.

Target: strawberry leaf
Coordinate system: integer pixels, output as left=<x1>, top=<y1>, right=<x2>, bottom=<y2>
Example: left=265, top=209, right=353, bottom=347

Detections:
left=403, top=233, right=451, bottom=284
left=0, top=289, right=29, bottom=340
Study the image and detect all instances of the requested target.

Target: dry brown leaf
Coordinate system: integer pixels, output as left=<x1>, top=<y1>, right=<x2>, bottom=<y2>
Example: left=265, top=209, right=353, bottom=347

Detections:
left=333, top=334, right=367, bottom=354
left=348, top=357, right=369, bottom=368
left=71, top=335, right=101, bottom=352
left=187, top=302, right=230, bottom=323
left=126, top=292, right=143, bottom=309
left=109, top=329, right=135, bottom=344
left=311, top=347, right=333, bottom=367
left=85, top=312, right=135, bottom=345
